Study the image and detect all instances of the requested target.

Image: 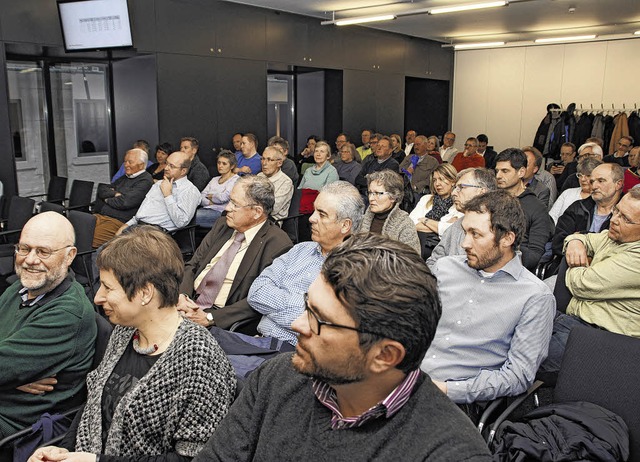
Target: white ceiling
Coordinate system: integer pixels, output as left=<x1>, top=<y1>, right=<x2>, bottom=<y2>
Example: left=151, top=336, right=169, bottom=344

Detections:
left=226, top=0, right=640, bottom=45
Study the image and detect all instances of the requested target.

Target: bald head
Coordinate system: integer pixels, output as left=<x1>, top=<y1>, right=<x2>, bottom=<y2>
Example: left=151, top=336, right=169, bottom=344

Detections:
left=165, top=151, right=191, bottom=180
left=16, top=212, right=77, bottom=298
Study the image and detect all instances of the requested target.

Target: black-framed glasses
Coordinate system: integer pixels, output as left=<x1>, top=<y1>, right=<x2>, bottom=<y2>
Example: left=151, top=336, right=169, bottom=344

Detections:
left=14, top=244, right=73, bottom=260
left=453, top=183, right=483, bottom=192
left=612, top=206, right=640, bottom=225
left=303, top=293, right=385, bottom=337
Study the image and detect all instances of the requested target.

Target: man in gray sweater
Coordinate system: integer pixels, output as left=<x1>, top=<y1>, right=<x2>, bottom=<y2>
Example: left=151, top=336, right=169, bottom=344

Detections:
left=194, top=233, right=491, bottom=461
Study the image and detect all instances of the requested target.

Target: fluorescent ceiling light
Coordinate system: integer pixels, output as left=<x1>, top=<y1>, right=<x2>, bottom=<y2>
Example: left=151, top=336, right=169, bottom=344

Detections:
left=429, top=1, right=507, bottom=15
left=454, top=41, right=505, bottom=50
left=334, top=14, right=396, bottom=26
left=635, top=31, right=640, bottom=35
left=534, top=35, right=597, bottom=43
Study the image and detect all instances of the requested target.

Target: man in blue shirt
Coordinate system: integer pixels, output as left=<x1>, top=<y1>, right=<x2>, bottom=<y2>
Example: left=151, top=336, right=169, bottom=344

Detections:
left=422, top=190, right=555, bottom=416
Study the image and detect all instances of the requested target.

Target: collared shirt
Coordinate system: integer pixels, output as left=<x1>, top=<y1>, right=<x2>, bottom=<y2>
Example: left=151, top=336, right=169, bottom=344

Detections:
left=422, top=254, right=555, bottom=403
left=194, top=220, right=264, bottom=307
left=439, top=146, right=458, bottom=164
left=564, top=231, right=640, bottom=337
left=127, top=176, right=200, bottom=231
left=248, top=241, right=325, bottom=345
left=257, top=170, right=293, bottom=221
left=19, top=287, right=46, bottom=307
left=126, top=169, right=147, bottom=179
left=404, top=142, right=414, bottom=156
left=312, top=369, right=421, bottom=430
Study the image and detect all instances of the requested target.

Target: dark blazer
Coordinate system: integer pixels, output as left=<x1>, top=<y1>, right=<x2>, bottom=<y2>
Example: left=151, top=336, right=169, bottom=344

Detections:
left=481, top=148, right=498, bottom=170
left=180, top=218, right=293, bottom=333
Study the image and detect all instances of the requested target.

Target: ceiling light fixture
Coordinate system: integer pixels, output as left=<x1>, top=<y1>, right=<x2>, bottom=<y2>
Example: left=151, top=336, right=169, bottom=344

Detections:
left=453, top=41, right=506, bottom=50
left=634, top=31, right=640, bottom=35
left=328, top=14, right=397, bottom=26
left=429, top=1, right=507, bottom=15
left=534, top=35, right=597, bottom=43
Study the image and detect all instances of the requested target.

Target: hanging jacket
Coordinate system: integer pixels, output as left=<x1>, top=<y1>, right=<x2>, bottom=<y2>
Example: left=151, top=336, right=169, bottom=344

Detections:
left=627, top=111, right=640, bottom=145
left=591, top=113, right=605, bottom=139
left=608, top=112, right=630, bottom=154
left=602, top=115, right=615, bottom=154
left=533, top=103, right=561, bottom=155
left=572, top=112, right=593, bottom=147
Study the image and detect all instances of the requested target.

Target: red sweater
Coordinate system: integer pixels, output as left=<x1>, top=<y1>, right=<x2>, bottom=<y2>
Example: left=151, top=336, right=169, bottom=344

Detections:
left=451, top=152, right=485, bottom=172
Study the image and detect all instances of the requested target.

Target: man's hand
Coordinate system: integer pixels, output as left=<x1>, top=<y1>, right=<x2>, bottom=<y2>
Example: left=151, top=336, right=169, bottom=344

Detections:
left=28, top=446, right=69, bottom=462
left=176, top=295, right=212, bottom=327
left=406, top=165, right=414, bottom=175
left=433, top=380, right=447, bottom=394
left=238, top=166, right=252, bottom=174
left=550, top=165, right=565, bottom=175
left=17, top=376, right=57, bottom=395
left=115, top=224, right=128, bottom=236
left=159, top=177, right=174, bottom=197
left=565, top=238, right=589, bottom=267
left=114, top=192, right=122, bottom=197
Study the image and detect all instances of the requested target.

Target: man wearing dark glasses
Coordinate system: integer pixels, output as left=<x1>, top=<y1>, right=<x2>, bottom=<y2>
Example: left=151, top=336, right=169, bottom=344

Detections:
left=194, top=234, right=491, bottom=461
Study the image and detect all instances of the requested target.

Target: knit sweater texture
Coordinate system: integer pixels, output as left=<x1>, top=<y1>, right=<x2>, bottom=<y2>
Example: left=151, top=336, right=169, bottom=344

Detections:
left=75, top=319, right=236, bottom=457
left=360, top=203, right=421, bottom=254
left=193, top=353, right=491, bottom=461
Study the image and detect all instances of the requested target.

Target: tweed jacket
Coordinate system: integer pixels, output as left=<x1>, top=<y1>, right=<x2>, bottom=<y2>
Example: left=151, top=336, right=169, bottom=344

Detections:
left=360, top=203, right=421, bottom=254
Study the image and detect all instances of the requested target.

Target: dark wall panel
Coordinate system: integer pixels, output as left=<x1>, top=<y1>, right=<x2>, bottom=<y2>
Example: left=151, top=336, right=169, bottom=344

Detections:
left=0, top=1, right=62, bottom=45
left=375, top=73, right=405, bottom=136
left=214, top=2, right=266, bottom=61
left=0, top=45, right=17, bottom=198
left=297, top=71, right=325, bottom=148
left=405, top=77, right=450, bottom=137
left=113, top=54, right=159, bottom=163
left=343, top=70, right=377, bottom=136
left=155, top=0, right=216, bottom=56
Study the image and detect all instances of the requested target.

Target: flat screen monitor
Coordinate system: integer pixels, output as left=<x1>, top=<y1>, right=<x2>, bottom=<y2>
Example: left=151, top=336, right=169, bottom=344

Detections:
left=57, top=0, right=133, bottom=52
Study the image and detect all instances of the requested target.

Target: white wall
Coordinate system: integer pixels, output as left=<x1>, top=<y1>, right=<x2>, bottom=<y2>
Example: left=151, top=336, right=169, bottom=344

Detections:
left=451, top=38, right=640, bottom=153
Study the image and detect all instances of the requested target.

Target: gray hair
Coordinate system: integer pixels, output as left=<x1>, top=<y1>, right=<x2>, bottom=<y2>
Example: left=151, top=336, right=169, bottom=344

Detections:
left=576, top=156, right=602, bottom=175
left=320, top=181, right=365, bottom=232
left=128, top=148, right=148, bottom=165
left=237, top=175, right=275, bottom=216
left=456, top=167, right=497, bottom=190
left=578, top=142, right=604, bottom=158
left=366, top=170, right=404, bottom=203
left=427, top=136, right=440, bottom=150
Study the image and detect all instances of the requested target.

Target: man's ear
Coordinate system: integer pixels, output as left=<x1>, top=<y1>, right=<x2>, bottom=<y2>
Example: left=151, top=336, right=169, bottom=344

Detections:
left=368, top=340, right=406, bottom=374
left=341, top=218, right=353, bottom=235
left=499, top=231, right=516, bottom=249
left=517, top=167, right=526, bottom=179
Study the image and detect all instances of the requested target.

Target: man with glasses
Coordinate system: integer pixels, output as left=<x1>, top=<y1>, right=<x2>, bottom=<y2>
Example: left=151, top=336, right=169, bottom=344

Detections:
left=178, top=176, right=292, bottom=334
left=257, top=145, right=294, bottom=221
left=247, top=181, right=364, bottom=346
left=118, top=151, right=201, bottom=234
left=440, top=131, right=458, bottom=163
left=356, top=129, right=373, bottom=161
left=422, top=191, right=555, bottom=419
left=542, top=188, right=640, bottom=373
left=552, top=163, right=624, bottom=257
left=0, top=212, right=96, bottom=438
left=603, top=135, right=634, bottom=167
left=451, top=137, right=485, bottom=172
left=179, top=136, right=211, bottom=191
left=427, top=167, right=497, bottom=270
left=194, top=233, right=491, bottom=461
left=267, top=136, right=299, bottom=185
left=355, top=136, right=400, bottom=201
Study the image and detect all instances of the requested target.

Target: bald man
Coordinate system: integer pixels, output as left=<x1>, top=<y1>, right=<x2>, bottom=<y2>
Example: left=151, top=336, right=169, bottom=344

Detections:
left=0, top=212, right=96, bottom=437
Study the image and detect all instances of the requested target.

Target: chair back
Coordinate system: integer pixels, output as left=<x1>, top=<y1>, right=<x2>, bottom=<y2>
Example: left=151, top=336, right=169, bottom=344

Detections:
left=93, top=313, right=113, bottom=370
left=66, top=211, right=97, bottom=298
left=6, top=196, right=35, bottom=235
left=39, top=201, right=65, bottom=215
left=552, top=256, right=572, bottom=314
left=280, top=187, right=302, bottom=244
left=46, top=176, right=68, bottom=204
left=555, top=326, right=640, bottom=461
left=68, top=180, right=94, bottom=211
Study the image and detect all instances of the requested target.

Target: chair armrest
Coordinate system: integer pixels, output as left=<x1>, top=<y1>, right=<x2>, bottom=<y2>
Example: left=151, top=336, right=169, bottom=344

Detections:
left=477, top=397, right=507, bottom=435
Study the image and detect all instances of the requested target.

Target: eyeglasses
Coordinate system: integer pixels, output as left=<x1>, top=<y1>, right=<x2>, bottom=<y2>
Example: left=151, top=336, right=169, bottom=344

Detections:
left=575, top=173, right=591, bottom=180
left=165, top=162, right=184, bottom=169
left=453, top=183, right=483, bottom=192
left=303, top=293, right=385, bottom=337
left=15, top=244, right=73, bottom=259
left=368, top=191, right=391, bottom=198
left=464, top=143, right=477, bottom=148
left=612, top=206, right=640, bottom=225
left=227, top=200, right=257, bottom=210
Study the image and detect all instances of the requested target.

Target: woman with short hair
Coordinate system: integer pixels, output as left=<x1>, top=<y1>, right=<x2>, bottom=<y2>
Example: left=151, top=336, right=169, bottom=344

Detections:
left=196, top=150, right=240, bottom=227
left=29, top=226, right=236, bottom=462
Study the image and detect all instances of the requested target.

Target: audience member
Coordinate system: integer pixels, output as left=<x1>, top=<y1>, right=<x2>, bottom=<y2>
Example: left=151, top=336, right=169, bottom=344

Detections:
left=231, top=132, right=243, bottom=156
left=542, top=189, right=640, bottom=372
left=623, top=146, right=640, bottom=193
left=120, top=151, right=200, bottom=233
left=427, top=168, right=497, bottom=269
left=549, top=142, right=577, bottom=191
left=356, top=129, right=374, bottom=161
left=426, top=136, right=443, bottom=164
left=335, top=142, right=362, bottom=185
left=257, top=146, right=294, bottom=221
left=179, top=176, right=292, bottom=334
left=93, top=148, right=154, bottom=248
left=195, top=150, right=240, bottom=228
left=111, top=140, right=151, bottom=182
left=390, top=133, right=406, bottom=164
left=297, top=135, right=319, bottom=171
left=495, top=148, right=554, bottom=271
left=549, top=156, right=602, bottom=224
left=399, top=135, right=439, bottom=202
left=411, top=163, right=458, bottom=236
left=355, top=136, right=401, bottom=201
left=552, top=163, right=623, bottom=256
left=0, top=212, right=96, bottom=438
left=247, top=181, right=363, bottom=345
left=193, top=233, right=492, bottom=461
left=521, top=146, right=551, bottom=208
left=146, top=142, right=173, bottom=181
left=404, top=129, right=416, bottom=155
left=561, top=142, right=604, bottom=192
left=180, top=136, right=210, bottom=191
left=30, top=226, right=236, bottom=461
left=451, top=137, right=485, bottom=172
left=477, top=134, right=497, bottom=170
left=440, top=131, right=458, bottom=163
left=422, top=191, right=554, bottom=416
left=360, top=170, right=420, bottom=254
left=235, top=133, right=262, bottom=175
left=267, top=136, right=299, bottom=185
left=334, top=133, right=350, bottom=158
left=603, top=136, right=633, bottom=167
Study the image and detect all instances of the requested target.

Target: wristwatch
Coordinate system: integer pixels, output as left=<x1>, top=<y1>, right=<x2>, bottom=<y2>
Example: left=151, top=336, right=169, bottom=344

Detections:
left=206, top=312, right=215, bottom=327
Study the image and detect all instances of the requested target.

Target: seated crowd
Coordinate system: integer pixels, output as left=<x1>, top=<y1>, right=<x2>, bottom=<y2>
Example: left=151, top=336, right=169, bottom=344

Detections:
left=1, top=127, right=639, bottom=461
